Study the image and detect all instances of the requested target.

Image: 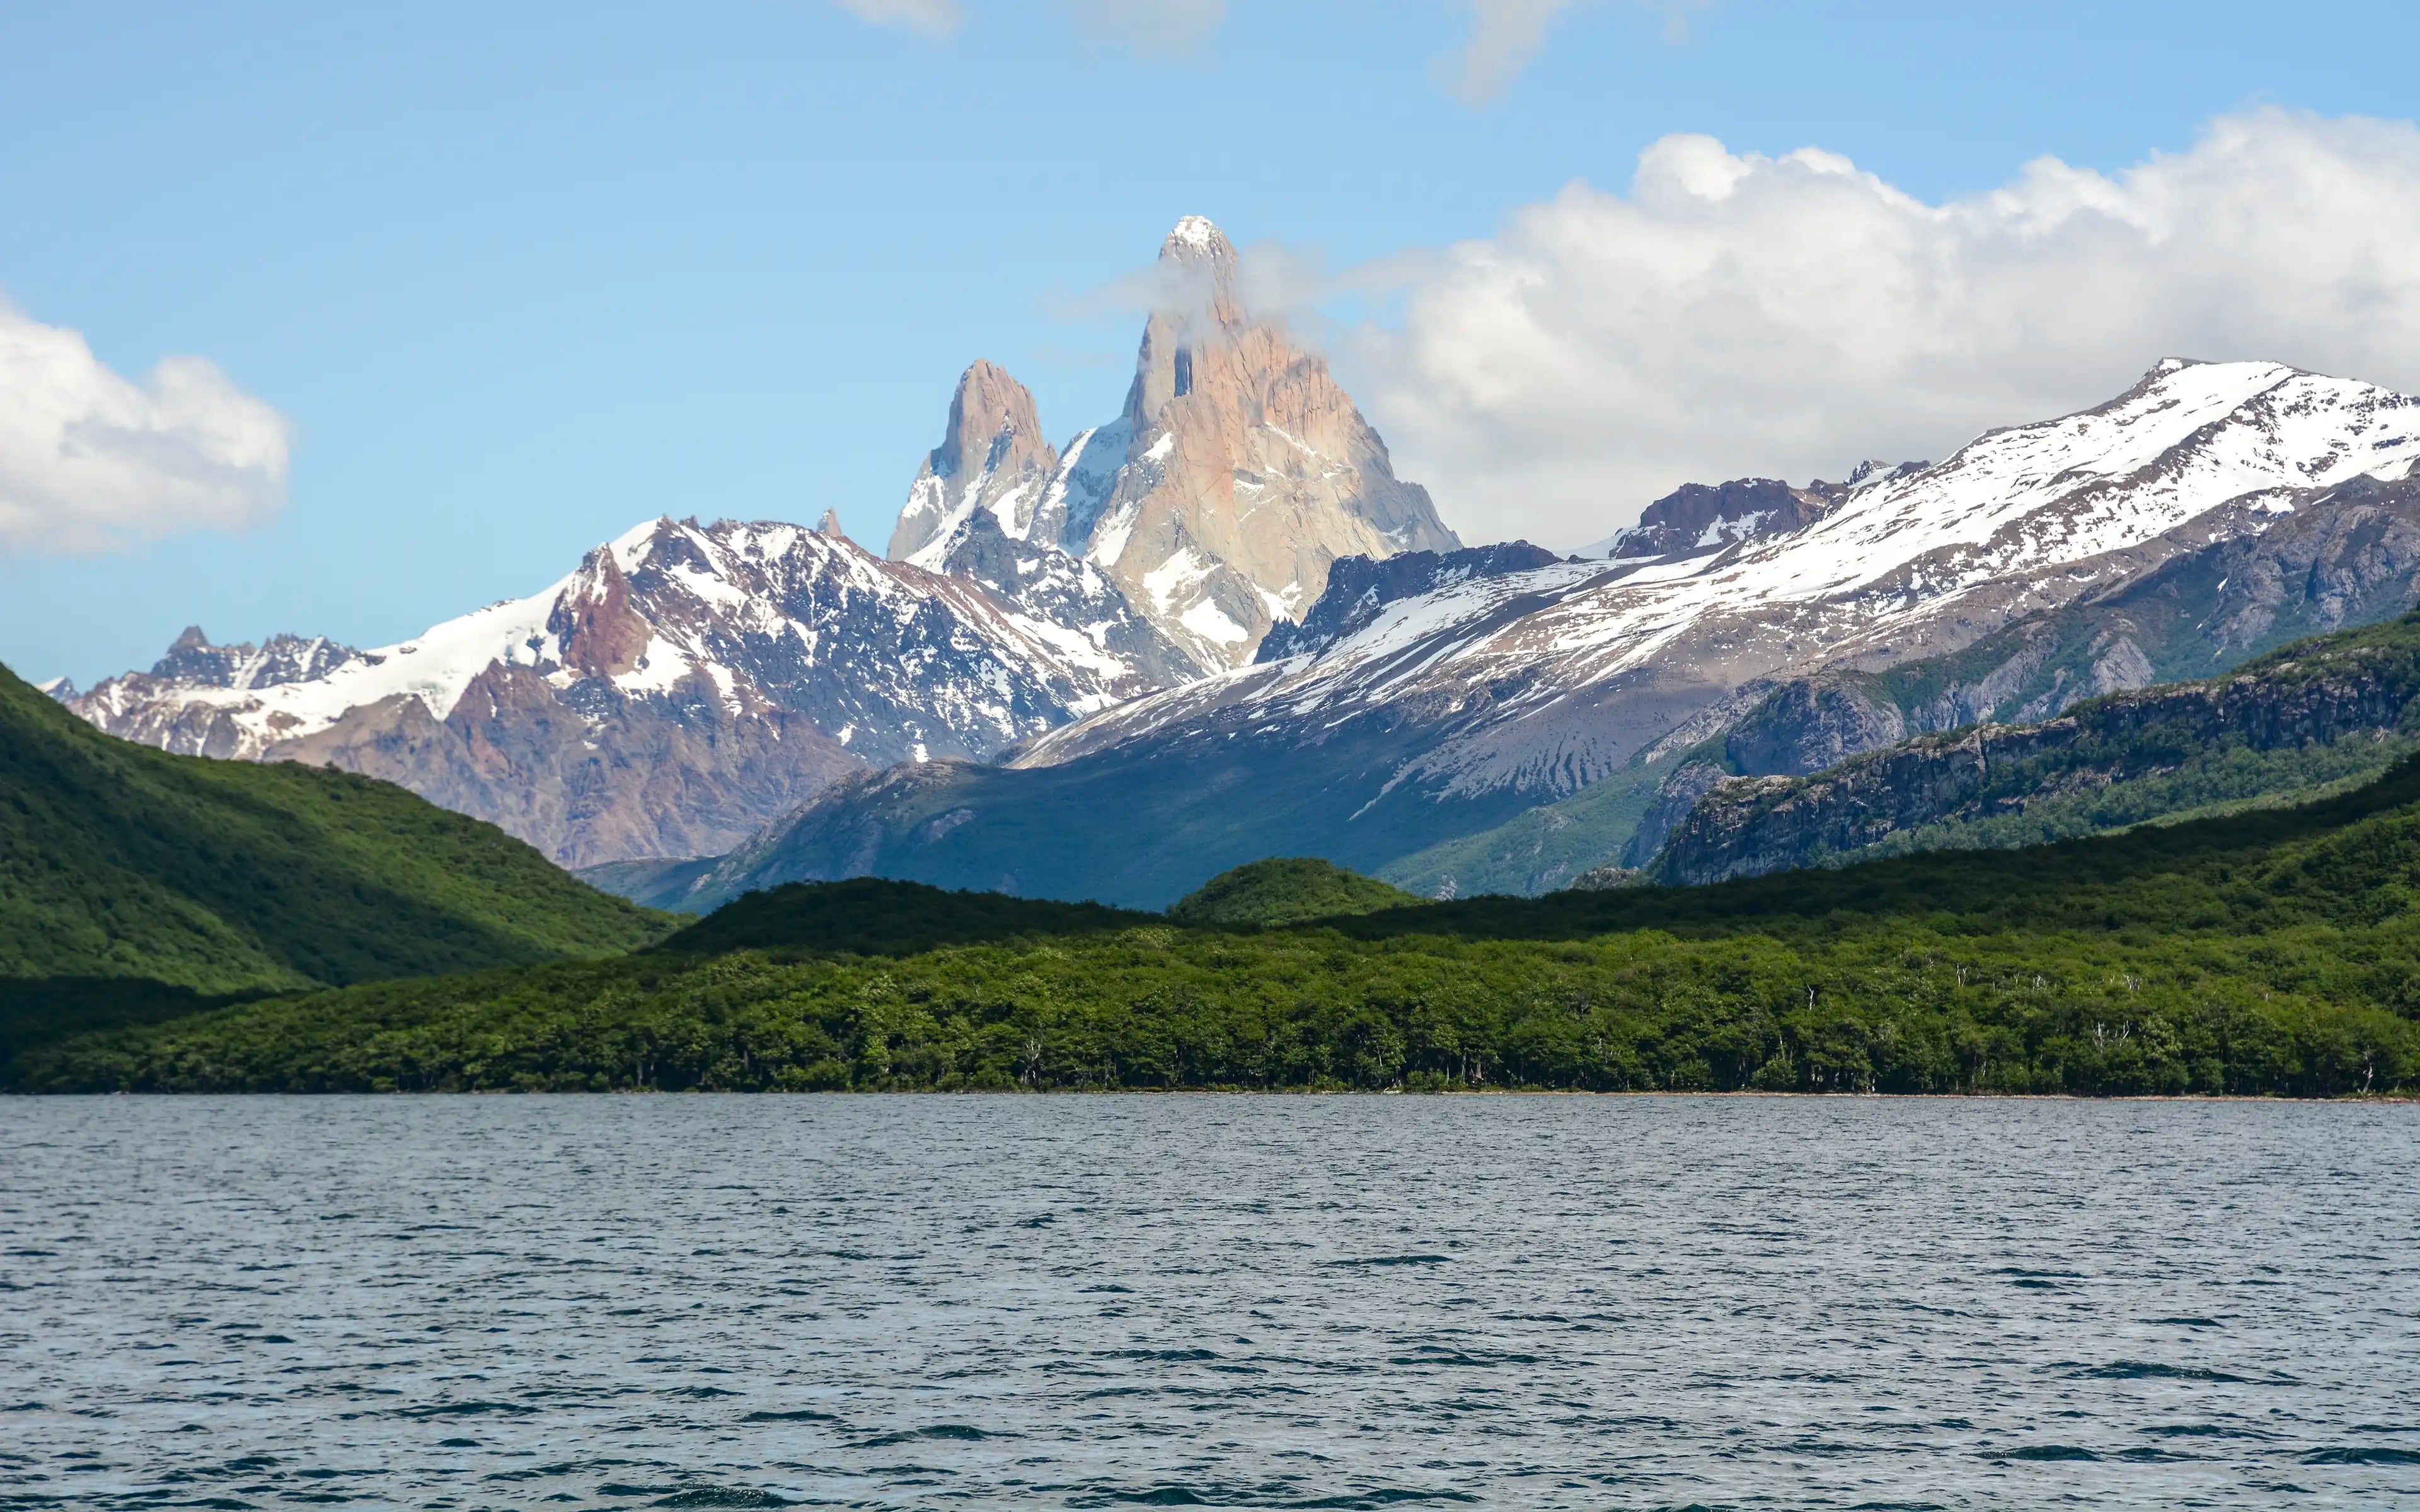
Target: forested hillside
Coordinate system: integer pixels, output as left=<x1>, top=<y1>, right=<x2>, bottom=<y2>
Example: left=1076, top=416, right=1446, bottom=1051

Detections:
left=0, top=663, right=668, bottom=1004
left=23, top=753, right=2420, bottom=1097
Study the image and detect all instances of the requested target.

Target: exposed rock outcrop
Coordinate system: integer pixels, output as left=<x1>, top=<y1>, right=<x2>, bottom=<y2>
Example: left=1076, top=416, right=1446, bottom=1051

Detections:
left=887, top=217, right=1461, bottom=670
left=890, top=359, right=1063, bottom=561
left=1258, top=543, right=1564, bottom=662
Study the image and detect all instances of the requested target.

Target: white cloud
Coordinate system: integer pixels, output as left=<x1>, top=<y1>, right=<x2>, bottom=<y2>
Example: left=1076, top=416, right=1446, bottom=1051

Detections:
left=0, top=302, right=292, bottom=556
left=831, top=0, right=962, bottom=38
left=1068, top=0, right=1227, bottom=54
left=1349, top=108, right=2420, bottom=550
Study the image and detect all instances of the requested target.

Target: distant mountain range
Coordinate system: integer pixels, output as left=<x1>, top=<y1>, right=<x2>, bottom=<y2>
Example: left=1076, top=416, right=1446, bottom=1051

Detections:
left=41, top=214, right=2420, bottom=907
left=651, top=358, right=2420, bottom=908
left=59, top=218, right=1451, bottom=868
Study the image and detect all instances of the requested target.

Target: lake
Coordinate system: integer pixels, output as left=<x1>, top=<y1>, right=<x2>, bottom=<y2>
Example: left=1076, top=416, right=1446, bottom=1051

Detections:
left=3, top=1095, right=2415, bottom=1509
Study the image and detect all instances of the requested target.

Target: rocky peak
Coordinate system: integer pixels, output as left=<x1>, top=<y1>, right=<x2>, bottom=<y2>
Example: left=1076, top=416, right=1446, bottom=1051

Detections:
left=148, top=626, right=363, bottom=690
left=1088, top=216, right=1461, bottom=667
left=1603, top=478, right=1826, bottom=561
left=885, top=216, right=1460, bottom=675
left=1129, top=217, right=1246, bottom=427
left=938, top=359, right=1052, bottom=481
left=1163, top=214, right=1233, bottom=261
left=889, top=360, right=1063, bottom=562
left=548, top=546, right=653, bottom=678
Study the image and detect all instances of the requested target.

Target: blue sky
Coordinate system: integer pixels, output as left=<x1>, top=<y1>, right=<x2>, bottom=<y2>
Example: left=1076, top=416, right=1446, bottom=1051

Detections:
left=7, top=0, right=2420, bottom=684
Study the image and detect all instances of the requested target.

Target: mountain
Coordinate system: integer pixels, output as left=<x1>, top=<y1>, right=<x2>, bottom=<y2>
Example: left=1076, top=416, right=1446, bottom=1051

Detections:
left=64, top=217, right=1447, bottom=866
left=66, top=517, right=1177, bottom=868
left=686, top=358, right=2420, bottom=907
left=888, top=217, right=1461, bottom=669
left=0, top=660, right=664, bottom=999
left=30, top=752, right=2420, bottom=1096
left=1603, top=467, right=2420, bottom=871
left=1633, top=604, right=2420, bottom=887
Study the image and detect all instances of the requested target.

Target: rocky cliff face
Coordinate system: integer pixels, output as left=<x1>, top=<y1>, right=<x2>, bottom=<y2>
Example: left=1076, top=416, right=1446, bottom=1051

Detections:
left=1257, top=543, right=1565, bottom=662
left=1643, top=607, right=2420, bottom=888
left=886, top=217, right=1461, bottom=670
left=67, top=518, right=1182, bottom=867
left=888, top=360, right=1203, bottom=689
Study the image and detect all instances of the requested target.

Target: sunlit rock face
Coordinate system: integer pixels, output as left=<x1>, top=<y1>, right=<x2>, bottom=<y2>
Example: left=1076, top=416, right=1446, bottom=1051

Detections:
left=889, top=217, right=1460, bottom=672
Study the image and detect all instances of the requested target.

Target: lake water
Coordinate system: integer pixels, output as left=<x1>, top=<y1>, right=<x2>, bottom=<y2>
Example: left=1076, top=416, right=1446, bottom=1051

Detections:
left=3, top=1096, right=2416, bottom=1509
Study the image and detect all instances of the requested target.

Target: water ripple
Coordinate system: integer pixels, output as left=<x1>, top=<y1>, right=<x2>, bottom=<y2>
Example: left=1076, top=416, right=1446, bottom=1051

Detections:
left=1, top=1095, right=2415, bottom=1508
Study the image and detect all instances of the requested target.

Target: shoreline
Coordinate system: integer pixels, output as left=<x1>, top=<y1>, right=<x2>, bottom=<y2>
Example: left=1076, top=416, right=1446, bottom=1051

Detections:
left=34, top=1086, right=2419, bottom=1103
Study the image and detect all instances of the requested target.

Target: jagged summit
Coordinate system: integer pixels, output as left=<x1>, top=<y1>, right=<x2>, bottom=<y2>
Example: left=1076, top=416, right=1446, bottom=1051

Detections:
left=1162, top=215, right=1232, bottom=260
left=889, top=360, right=1061, bottom=562
left=143, top=626, right=364, bottom=692
left=66, top=513, right=1184, bottom=866
left=887, top=218, right=1460, bottom=671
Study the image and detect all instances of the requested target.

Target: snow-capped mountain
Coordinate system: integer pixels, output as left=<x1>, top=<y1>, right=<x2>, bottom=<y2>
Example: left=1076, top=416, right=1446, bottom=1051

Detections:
left=676, top=358, right=2420, bottom=908
left=67, top=516, right=1184, bottom=866
left=1036, top=358, right=2420, bottom=776
left=59, top=217, right=1458, bottom=869
left=889, top=217, right=1460, bottom=670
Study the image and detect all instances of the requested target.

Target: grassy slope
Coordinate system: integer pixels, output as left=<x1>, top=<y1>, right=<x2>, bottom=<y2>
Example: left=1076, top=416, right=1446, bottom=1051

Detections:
left=24, top=753, right=2420, bottom=1097
left=0, top=663, right=671, bottom=998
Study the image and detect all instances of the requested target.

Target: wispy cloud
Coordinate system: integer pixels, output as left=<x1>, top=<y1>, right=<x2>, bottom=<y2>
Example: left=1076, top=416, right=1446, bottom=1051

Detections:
left=0, top=301, right=292, bottom=556
left=1069, top=0, right=1228, bottom=55
left=1449, top=0, right=1582, bottom=104
left=830, top=0, right=1226, bottom=52
left=1349, top=109, right=2420, bottom=548
left=829, top=0, right=962, bottom=40
left=1448, top=1, right=1709, bottom=105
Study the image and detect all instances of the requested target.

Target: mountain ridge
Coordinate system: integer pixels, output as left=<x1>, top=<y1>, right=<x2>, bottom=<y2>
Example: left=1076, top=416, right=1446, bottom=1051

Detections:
left=60, top=217, right=1456, bottom=868
left=66, top=517, right=1178, bottom=866
left=1633, top=604, right=2420, bottom=888
left=681, top=358, right=2420, bottom=907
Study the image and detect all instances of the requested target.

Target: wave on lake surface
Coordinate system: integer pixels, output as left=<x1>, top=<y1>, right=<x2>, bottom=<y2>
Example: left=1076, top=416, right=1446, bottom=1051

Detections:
left=2, top=1096, right=2416, bottom=1509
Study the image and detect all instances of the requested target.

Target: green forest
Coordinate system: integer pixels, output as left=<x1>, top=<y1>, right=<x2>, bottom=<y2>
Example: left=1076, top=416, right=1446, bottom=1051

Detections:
left=0, top=663, right=670, bottom=1065
left=17, top=752, right=2420, bottom=1097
